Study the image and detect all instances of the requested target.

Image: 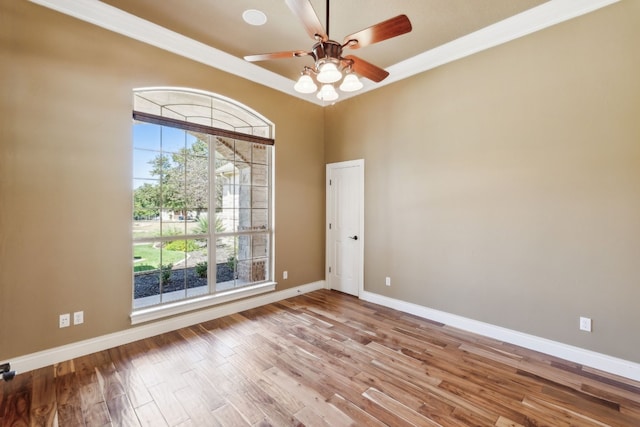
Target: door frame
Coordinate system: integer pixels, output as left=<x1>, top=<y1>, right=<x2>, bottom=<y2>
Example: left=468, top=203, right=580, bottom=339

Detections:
left=326, top=159, right=365, bottom=296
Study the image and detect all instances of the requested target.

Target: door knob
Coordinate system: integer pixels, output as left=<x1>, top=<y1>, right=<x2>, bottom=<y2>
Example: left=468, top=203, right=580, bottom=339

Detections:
left=348, top=235, right=358, bottom=240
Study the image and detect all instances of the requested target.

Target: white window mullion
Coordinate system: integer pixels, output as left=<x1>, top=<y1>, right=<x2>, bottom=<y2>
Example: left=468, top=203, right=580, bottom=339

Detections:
left=209, top=134, right=216, bottom=295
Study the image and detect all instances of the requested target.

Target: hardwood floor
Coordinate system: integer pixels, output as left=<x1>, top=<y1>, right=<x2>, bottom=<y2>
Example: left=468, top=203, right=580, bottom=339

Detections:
left=1, top=290, right=639, bottom=426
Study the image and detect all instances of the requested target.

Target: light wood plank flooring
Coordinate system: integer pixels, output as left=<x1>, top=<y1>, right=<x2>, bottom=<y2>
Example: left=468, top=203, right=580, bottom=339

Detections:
left=1, top=289, right=639, bottom=426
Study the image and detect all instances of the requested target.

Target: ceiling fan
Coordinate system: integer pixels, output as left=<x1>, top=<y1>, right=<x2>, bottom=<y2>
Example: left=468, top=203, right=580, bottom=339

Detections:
left=244, top=0, right=412, bottom=101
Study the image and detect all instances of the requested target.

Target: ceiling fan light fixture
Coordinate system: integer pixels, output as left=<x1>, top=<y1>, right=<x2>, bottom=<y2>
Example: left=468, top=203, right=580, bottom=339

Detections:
left=317, top=62, right=342, bottom=83
left=339, top=73, right=363, bottom=92
left=317, top=84, right=339, bottom=101
left=294, top=74, right=318, bottom=93
left=244, top=0, right=412, bottom=103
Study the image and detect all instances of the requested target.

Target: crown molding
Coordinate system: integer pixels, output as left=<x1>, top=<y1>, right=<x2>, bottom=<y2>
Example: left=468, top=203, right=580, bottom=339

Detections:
left=28, top=0, right=619, bottom=106
left=366, top=0, right=621, bottom=95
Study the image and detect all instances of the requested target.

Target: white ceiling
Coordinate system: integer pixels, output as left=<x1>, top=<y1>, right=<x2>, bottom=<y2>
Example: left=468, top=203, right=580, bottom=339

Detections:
left=29, top=0, right=619, bottom=106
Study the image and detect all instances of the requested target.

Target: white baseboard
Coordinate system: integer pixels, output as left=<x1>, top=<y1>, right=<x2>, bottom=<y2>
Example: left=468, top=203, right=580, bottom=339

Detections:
left=10, top=282, right=638, bottom=383
left=6, top=280, right=325, bottom=375
left=360, top=290, right=640, bottom=382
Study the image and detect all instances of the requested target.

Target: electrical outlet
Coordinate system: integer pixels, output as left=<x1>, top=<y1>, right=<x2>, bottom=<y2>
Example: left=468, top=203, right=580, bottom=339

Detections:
left=59, top=313, right=70, bottom=328
left=283, top=271, right=288, bottom=280
left=73, top=311, right=84, bottom=325
left=385, top=277, right=391, bottom=286
left=579, top=316, right=592, bottom=332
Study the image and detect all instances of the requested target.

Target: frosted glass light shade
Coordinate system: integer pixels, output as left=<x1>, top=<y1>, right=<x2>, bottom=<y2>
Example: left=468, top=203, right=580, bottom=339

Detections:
left=339, top=74, right=363, bottom=92
left=317, top=62, right=342, bottom=83
left=316, top=84, right=339, bottom=101
left=294, top=74, right=317, bottom=93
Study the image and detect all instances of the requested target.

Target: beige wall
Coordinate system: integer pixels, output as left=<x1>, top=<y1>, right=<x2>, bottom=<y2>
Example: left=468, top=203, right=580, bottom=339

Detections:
left=326, top=1, right=640, bottom=363
left=0, top=0, right=324, bottom=359
left=2, top=0, right=639, bottom=366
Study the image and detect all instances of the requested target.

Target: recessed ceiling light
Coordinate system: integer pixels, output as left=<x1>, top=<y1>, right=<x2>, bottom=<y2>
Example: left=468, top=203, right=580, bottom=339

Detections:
left=243, top=9, right=267, bottom=26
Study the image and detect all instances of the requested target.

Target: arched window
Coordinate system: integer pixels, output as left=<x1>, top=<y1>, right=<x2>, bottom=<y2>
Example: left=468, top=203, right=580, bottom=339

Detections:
left=131, top=88, right=274, bottom=322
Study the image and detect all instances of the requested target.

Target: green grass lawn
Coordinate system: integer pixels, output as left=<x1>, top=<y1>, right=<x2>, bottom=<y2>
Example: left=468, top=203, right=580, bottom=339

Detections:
left=133, top=244, right=186, bottom=272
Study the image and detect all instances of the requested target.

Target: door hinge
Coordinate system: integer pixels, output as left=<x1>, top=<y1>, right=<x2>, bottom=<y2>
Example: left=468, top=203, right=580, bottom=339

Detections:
left=329, top=266, right=332, bottom=273
left=329, top=223, right=332, bottom=230
left=329, top=179, right=332, bottom=185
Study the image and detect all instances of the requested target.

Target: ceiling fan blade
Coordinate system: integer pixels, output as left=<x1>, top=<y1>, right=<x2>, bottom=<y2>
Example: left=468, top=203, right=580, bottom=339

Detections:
left=285, top=0, right=328, bottom=41
left=343, top=15, right=412, bottom=49
left=244, top=51, right=311, bottom=62
left=344, top=55, right=389, bottom=83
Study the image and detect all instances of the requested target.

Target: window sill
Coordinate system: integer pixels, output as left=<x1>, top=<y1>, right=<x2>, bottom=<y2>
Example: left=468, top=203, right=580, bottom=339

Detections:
left=130, top=282, right=276, bottom=325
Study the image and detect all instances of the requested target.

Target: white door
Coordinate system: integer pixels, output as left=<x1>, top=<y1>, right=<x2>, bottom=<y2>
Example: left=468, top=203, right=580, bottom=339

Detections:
left=326, top=160, right=364, bottom=296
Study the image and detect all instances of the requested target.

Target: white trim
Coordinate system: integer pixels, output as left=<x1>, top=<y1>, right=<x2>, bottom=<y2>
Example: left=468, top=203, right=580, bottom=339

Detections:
left=6, top=281, right=639, bottom=382
left=27, top=0, right=619, bottom=106
left=360, top=290, right=640, bottom=382
left=131, top=282, right=277, bottom=325
left=363, top=0, right=621, bottom=97
left=27, top=0, right=300, bottom=100
left=4, top=281, right=325, bottom=375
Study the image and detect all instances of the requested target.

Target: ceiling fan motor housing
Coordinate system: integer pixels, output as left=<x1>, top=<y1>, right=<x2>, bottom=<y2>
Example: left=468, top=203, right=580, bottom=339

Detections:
left=312, top=40, right=343, bottom=65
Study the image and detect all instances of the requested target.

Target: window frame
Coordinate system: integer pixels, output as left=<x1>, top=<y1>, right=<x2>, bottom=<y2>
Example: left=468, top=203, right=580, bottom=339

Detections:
left=131, top=94, right=275, bottom=324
